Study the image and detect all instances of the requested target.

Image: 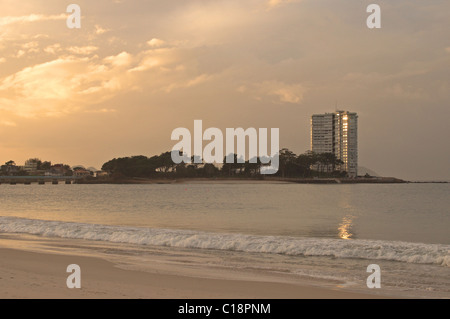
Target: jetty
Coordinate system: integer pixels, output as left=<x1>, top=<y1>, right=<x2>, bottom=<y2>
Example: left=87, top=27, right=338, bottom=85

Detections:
left=0, top=176, right=82, bottom=185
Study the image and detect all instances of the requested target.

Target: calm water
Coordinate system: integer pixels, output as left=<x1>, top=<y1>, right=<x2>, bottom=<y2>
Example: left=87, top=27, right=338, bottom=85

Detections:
left=0, top=182, right=449, bottom=297
left=0, top=183, right=448, bottom=244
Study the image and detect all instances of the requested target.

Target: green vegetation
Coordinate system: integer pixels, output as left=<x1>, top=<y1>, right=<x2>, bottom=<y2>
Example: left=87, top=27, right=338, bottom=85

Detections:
left=101, top=148, right=346, bottom=179
left=1, top=149, right=346, bottom=180
left=0, top=159, right=73, bottom=176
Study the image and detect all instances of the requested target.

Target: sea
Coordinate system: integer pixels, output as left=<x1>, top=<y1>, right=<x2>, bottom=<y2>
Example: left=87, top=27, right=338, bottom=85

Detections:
left=0, top=182, right=448, bottom=298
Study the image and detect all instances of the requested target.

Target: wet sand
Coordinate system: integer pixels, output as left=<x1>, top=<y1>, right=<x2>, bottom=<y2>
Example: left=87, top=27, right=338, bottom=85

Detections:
left=0, top=244, right=383, bottom=299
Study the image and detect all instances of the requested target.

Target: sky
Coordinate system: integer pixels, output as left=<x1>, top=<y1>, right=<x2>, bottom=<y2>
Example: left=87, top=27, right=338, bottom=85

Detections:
left=0, top=0, right=449, bottom=181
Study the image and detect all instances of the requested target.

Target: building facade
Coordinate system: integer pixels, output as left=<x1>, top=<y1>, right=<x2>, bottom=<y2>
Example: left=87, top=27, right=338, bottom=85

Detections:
left=311, top=110, right=358, bottom=177
left=23, top=159, right=38, bottom=172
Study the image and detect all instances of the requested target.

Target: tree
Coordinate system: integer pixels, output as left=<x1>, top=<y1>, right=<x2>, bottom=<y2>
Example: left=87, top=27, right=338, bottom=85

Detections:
left=2, top=160, right=20, bottom=176
left=202, top=163, right=218, bottom=177
left=63, top=165, right=73, bottom=176
left=5, top=160, right=15, bottom=166
left=308, top=152, right=344, bottom=177
left=99, top=148, right=348, bottom=180
left=41, top=161, right=52, bottom=170
left=244, top=157, right=261, bottom=176
left=221, top=153, right=239, bottom=176
left=296, top=152, right=316, bottom=177
left=278, top=148, right=297, bottom=178
left=156, top=151, right=176, bottom=173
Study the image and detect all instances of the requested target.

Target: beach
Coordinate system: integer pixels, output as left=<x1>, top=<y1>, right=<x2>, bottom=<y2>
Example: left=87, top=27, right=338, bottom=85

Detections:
left=0, top=235, right=382, bottom=299
left=0, top=183, right=448, bottom=299
left=2, top=0, right=449, bottom=303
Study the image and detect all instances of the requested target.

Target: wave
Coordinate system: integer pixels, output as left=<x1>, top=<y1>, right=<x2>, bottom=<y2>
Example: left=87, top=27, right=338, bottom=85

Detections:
left=0, top=216, right=449, bottom=267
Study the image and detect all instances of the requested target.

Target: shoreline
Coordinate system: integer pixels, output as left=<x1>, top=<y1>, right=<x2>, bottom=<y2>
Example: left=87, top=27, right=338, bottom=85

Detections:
left=6, top=176, right=448, bottom=185
left=75, top=176, right=410, bottom=185
left=0, top=234, right=387, bottom=299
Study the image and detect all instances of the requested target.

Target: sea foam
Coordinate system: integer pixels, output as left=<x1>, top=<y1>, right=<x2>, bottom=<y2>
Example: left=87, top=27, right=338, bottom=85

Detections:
left=0, top=216, right=448, bottom=267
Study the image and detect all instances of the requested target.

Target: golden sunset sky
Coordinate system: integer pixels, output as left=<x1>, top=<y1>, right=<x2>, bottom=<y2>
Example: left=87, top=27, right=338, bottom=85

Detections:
left=0, top=0, right=449, bottom=180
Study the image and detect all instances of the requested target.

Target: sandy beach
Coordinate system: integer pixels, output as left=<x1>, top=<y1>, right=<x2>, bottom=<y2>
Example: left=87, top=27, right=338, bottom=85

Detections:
left=0, top=235, right=384, bottom=299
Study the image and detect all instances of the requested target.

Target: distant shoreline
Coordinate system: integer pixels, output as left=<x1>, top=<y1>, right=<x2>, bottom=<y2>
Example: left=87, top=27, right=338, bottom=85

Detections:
left=2, top=176, right=448, bottom=185
left=76, top=176, right=411, bottom=185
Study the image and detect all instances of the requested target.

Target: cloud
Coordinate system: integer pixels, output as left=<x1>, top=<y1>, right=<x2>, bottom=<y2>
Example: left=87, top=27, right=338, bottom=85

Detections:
left=21, top=41, right=39, bottom=50
left=266, top=0, right=301, bottom=10
left=0, top=40, right=215, bottom=119
left=162, top=74, right=213, bottom=93
left=44, top=45, right=99, bottom=56
left=147, top=38, right=165, bottom=48
left=43, top=44, right=62, bottom=55
left=0, top=50, right=135, bottom=118
left=384, top=84, right=426, bottom=100
left=239, top=81, right=307, bottom=104
left=271, top=83, right=306, bottom=103
left=166, top=1, right=263, bottom=46
left=0, top=57, right=89, bottom=117
left=67, top=46, right=99, bottom=55
left=94, top=25, right=109, bottom=35
left=128, top=56, right=159, bottom=72
left=127, top=47, right=180, bottom=73
left=15, top=50, right=26, bottom=58
left=84, top=108, right=117, bottom=114
left=0, top=120, right=16, bottom=127
left=0, top=14, right=66, bottom=27
left=104, top=51, right=132, bottom=67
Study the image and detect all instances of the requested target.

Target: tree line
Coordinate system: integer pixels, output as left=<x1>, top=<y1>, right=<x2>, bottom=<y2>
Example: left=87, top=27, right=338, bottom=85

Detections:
left=101, top=148, right=346, bottom=179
